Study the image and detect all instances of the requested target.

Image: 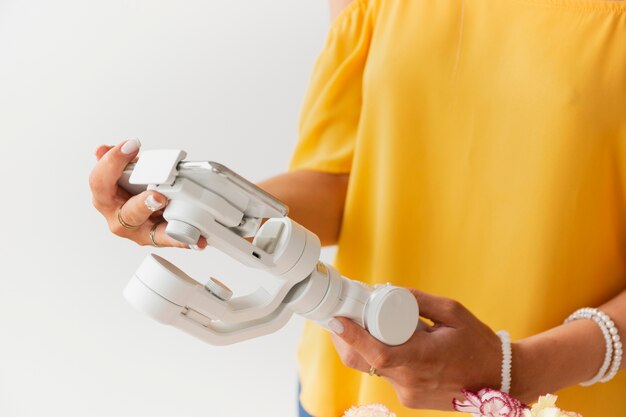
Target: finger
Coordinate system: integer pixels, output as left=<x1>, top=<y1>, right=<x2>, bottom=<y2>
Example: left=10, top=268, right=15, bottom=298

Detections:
left=95, top=145, right=113, bottom=160
left=330, top=333, right=370, bottom=373
left=409, top=289, right=468, bottom=327
left=89, top=138, right=141, bottom=198
left=331, top=317, right=396, bottom=371
left=119, top=191, right=168, bottom=228
left=196, top=236, right=209, bottom=249
left=147, top=221, right=191, bottom=249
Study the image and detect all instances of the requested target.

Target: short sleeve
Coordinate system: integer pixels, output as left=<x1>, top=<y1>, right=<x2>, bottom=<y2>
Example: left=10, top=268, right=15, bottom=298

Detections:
left=289, top=0, right=373, bottom=173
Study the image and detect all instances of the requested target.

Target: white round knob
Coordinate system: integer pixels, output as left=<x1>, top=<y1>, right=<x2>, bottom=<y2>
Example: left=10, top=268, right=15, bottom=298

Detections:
left=205, top=277, right=233, bottom=301
left=166, top=220, right=201, bottom=245
left=365, top=286, right=419, bottom=345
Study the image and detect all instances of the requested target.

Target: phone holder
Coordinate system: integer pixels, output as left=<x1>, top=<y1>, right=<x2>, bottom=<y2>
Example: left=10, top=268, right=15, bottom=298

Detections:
left=120, top=149, right=419, bottom=346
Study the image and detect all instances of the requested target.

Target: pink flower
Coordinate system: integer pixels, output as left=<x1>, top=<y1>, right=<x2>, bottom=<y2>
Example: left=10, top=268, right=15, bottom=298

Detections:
left=453, top=389, right=527, bottom=417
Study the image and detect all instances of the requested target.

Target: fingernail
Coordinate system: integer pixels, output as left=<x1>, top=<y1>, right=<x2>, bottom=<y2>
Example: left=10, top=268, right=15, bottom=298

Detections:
left=328, top=319, right=344, bottom=335
left=144, top=195, right=165, bottom=212
left=190, top=244, right=205, bottom=251
left=121, top=138, right=141, bottom=155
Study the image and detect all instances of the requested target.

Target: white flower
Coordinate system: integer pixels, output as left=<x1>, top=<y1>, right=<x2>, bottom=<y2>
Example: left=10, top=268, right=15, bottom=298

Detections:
left=522, top=395, right=582, bottom=417
left=343, top=404, right=396, bottom=417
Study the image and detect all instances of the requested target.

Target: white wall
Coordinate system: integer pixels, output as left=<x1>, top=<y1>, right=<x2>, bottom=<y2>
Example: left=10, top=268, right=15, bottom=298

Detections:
left=0, top=1, right=334, bottom=416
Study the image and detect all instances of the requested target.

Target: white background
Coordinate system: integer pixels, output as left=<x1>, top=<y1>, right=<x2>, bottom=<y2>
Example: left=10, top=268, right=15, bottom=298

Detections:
left=0, top=1, right=335, bottom=416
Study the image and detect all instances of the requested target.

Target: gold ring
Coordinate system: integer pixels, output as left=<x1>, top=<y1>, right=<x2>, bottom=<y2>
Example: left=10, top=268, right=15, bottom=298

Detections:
left=149, top=222, right=162, bottom=247
left=117, top=206, right=140, bottom=230
left=368, top=366, right=380, bottom=377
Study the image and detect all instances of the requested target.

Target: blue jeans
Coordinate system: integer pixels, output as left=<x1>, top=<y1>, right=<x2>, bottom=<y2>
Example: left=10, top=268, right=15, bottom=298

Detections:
left=298, top=382, right=315, bottom=417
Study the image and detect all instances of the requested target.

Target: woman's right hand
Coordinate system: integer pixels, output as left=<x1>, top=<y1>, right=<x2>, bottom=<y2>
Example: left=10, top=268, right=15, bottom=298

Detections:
left=89, top=138, right=208, bottom=249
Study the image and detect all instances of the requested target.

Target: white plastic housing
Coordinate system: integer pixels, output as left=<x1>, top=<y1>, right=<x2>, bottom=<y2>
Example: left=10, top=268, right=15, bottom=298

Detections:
left=129, top=149, right=187, bottom=185
left=121, top=150, right=420, bottom=347
left=125, top=253, right=419, bottom=346
left=365, top=286, right=419, bottom=345
left=124, top=254, right=295, bottom=346
left=287, top=263, right=419, bottom=345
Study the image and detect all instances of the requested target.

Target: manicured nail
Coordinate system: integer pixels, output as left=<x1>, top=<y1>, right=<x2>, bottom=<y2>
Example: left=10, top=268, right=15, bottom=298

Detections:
left=328, top=319, right=344, bottom=335
left=144, top=195, right=165, bottom=212
left=121, top=138, right=141, bottom=155
left=190, top=244, right=205, bottom=251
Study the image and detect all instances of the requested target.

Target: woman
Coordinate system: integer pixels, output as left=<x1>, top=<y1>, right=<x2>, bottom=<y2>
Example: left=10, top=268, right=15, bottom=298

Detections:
left=90, top=0, right=626, bottom=416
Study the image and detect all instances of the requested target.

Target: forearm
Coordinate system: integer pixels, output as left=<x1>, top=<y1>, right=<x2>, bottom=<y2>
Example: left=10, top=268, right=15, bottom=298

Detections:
left=512, top=288, right=626, bottom=402
left=257, top=170, right=349, bottom=246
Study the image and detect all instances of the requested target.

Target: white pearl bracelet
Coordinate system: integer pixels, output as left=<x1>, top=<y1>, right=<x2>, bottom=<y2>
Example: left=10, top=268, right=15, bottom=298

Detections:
left=496, top=330, right=512, bottom=394
left=564, top=307, right=623, bottom=386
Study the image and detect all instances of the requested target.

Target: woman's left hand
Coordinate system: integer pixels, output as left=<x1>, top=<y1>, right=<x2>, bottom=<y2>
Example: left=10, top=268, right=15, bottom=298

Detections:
left=329, top=289, right=503, bottom=411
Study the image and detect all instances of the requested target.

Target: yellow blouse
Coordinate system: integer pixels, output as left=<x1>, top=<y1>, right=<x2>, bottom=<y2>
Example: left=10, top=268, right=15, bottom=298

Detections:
left=289, top=0, right=626, bottom=416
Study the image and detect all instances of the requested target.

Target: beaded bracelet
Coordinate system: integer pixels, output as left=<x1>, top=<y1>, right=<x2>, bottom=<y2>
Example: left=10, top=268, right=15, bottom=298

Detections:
left=596, top=310, right=623, bottom=383
left=496, top=330, right=512, bottom=394
left=564, top=307, right=623, bottom=386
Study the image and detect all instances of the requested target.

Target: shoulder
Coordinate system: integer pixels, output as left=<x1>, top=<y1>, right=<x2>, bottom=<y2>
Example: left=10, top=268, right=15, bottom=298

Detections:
left=328, top=0, right=377, bottom=32
left=330, top=0, right=357, bottom=21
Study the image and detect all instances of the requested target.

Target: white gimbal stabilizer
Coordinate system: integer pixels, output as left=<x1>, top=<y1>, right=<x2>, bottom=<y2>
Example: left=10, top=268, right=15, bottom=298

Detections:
left=119, top=150, right=419, bottom=346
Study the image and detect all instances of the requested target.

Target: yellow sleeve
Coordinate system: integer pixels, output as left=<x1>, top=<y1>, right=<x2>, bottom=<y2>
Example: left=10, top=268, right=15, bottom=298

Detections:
left=289, top=0, right=372, bottom=173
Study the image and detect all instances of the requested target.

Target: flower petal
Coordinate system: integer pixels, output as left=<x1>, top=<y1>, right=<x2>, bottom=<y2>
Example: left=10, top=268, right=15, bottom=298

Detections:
left=452, top=399, right=481, bottom=413
left=461, top=388, right=484, bottom=408
left=480, top=397, right=512, bottom=417
left=342, top=404, right=396, bottom=417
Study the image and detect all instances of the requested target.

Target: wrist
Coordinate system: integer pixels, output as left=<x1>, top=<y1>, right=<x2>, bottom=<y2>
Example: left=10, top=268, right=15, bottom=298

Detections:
left=508, top=340, right=536, bottom=403
left=509, top=319, right=607, bottom=403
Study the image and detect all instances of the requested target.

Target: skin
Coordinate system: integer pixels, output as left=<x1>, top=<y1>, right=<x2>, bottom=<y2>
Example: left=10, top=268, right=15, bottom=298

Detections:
left=90, top=143, right=208, bottom=249
left=92, top=0, right=626, bottom=406
left=332, top=294, right=626, bottom=408
left=329, top=0, right=355, bottom=20
left=90, top=139, right=626, bottom=410
left=90, top=141, right=347, bottom=247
